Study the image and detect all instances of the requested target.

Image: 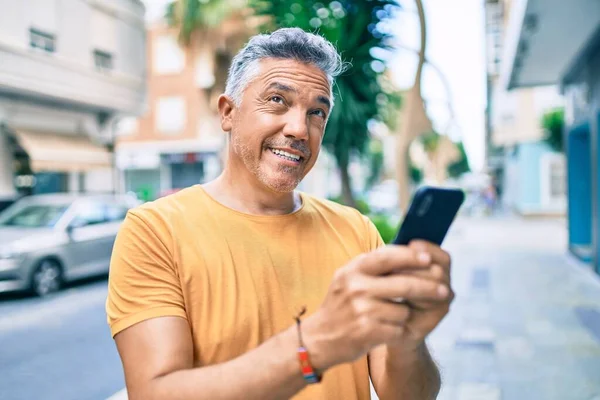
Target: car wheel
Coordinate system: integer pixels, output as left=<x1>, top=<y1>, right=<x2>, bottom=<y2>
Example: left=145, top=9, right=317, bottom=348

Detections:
left=31, top=259, right=62, bottom=297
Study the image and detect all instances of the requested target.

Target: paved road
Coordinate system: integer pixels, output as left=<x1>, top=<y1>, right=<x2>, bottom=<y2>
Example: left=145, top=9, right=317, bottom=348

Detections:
left=0, top=277, right=124, bottom=400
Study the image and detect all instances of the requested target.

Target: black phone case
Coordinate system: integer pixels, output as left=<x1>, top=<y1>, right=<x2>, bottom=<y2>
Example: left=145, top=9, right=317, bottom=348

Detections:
left=392, top=186, right=465, bottom=246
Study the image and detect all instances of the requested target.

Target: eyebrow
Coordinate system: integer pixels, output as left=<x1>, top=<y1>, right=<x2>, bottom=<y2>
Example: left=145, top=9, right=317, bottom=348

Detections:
left=266, top=82, right=331, bottom=110
left=267, top=82, right=297, bottom=94
left=317, top=95, right=331, bottom=110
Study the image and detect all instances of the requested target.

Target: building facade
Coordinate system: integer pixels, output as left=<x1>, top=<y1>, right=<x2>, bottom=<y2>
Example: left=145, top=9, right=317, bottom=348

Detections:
left=485, top=0, right=566, bottom=216
left=0, top=0, right=147, bottom=200
left=115, top=23, right=226, bottom=201
left=501, top=0, right=600, bottom=271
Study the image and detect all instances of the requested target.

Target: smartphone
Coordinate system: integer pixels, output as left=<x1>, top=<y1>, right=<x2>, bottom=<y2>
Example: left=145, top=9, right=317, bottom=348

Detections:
left=392, top=186, right=465, bottom=246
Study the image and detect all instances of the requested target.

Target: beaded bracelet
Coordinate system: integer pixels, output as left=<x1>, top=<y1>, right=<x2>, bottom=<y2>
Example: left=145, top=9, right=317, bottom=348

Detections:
left=294, top=306, right=322, bottom=384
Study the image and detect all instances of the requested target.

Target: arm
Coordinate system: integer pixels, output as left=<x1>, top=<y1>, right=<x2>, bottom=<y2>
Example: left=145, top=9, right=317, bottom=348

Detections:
left=368, top=342, right=440, bottom=400
left=109, top=211, right=312, bottom=400
left=115, top=316, right=309, bottom=400
left=368, top=240, right=453, bottom=400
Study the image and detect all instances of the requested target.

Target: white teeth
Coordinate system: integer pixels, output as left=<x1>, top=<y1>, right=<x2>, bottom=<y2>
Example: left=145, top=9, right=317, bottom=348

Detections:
left=270, top=148, right=301, bottom=161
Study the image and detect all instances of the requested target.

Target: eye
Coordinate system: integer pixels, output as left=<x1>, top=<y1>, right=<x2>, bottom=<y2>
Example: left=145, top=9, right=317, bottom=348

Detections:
left=311, top=109, right=327, bottom=118
left=270, top=95, right=284, bottom=104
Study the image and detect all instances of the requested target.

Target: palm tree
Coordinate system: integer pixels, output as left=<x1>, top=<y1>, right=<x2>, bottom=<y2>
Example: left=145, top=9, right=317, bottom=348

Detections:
left=251, top=0, right=400, bottom=208
left=393, top=0, right=433, bottom=213
left=419, top=131, right=461, bottom=184
left=165, top=0, right=259, bottom=113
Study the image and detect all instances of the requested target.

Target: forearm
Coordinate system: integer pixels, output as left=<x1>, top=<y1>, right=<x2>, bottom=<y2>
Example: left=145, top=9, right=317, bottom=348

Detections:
left=373, top=343, right=441, bottom=400
left=134, top=325, right=308, bottom=400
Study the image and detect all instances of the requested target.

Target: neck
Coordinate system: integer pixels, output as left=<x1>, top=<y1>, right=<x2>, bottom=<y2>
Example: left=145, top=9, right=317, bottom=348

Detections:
left=203, top=164, right=301, bottom=216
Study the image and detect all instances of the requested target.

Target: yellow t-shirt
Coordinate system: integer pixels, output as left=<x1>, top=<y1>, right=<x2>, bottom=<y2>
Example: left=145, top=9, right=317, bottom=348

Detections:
left=106, top=185, right=384, bottom=400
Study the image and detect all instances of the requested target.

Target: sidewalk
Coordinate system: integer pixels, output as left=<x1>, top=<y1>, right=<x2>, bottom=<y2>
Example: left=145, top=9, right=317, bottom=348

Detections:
left=427, top=215, right=600, bottom=400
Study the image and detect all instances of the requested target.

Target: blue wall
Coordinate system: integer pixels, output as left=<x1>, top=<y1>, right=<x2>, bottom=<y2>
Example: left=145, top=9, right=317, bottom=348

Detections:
left=567, top=123, right=592, bottom=261
left=516, top=141, right=553, bottom=211
left=590, top=111, right=600, bottom=274
left=33, top=172, right=68, bottom=194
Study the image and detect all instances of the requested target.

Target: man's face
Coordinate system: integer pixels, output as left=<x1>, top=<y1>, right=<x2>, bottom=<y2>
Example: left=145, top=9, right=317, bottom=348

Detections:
left=220, top=58, right=332, bottom=193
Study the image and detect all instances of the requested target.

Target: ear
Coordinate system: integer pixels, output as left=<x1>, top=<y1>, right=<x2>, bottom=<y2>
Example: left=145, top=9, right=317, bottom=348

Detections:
left=218, top=94, right=236, bottom=133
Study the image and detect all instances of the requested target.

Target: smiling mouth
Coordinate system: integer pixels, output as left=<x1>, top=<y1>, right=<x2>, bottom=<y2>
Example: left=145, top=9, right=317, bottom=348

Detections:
left=268, top=148, right=304, bottom=163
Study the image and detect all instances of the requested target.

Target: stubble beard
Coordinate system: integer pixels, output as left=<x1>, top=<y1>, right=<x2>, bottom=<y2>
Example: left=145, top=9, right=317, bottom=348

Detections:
left=230, top=133, right=303, bottom=193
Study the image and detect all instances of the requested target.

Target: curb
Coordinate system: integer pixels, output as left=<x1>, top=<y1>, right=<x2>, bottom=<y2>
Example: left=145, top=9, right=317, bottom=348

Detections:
left=106, top=389, right=127, bottom=400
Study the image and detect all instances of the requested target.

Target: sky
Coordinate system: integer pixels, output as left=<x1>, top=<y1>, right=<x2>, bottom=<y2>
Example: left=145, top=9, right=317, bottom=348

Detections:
left=142, top=0, right=487, bottom=171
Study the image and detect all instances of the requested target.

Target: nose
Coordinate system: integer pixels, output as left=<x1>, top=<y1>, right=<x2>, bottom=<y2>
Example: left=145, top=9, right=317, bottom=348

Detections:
left=282, top=109, right=309, bottom=141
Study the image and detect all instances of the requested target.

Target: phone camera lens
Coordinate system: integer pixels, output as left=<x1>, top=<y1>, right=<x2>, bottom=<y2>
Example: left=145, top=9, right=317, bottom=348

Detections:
left=417, top=195, right=433, bottom=217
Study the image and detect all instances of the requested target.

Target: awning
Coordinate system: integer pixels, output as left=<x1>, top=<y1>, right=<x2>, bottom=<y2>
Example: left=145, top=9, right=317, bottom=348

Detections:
left=501, top=0, right=600, bottom=90
left=12, top=130, right=112, bottom=172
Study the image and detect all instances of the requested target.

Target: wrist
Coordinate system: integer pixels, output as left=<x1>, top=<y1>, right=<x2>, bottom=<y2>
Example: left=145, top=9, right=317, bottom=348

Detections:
left=385, top=340, right=427, bottom=366
left=274, top=325, right=309, bottom=378
left=298, top=312, right=334, bottom=373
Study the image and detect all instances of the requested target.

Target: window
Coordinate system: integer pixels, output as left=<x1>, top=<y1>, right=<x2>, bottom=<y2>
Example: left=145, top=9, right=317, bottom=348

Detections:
left=73, top=201, right=106, bottom=227
left=0, top=204, right=68, bottom=228
left=156, top=97, right=186, bottom=134
left=116, top=117, right=138, bottom=137
left=154, top=34, right=186, bottom=74
left=94, top=49, right=113, bottom=72
left=549, top=158, right=566, bottom=198
left=105, top=203, right=129, bottom=222
left=540, top=153, right=566, bottom=209
left=195, top=52, right=216, bottom=88
left=30, top=28, right=55, bottom=53
left=91, top=9, right=116, bottom=59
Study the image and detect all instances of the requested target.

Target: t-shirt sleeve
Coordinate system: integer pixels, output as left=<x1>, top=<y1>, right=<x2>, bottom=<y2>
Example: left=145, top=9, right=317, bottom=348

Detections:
left=106, top=208, right=187, bottom=338
left=362, top=215, right=386, bottom=252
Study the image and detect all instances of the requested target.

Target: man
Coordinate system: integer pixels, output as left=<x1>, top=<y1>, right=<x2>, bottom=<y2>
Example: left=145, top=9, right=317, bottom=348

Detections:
left=107, top=28, right=453, bottom=400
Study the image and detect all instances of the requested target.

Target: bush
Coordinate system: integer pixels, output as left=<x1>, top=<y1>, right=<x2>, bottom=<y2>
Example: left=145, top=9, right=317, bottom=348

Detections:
left=328, top=196, right=371, bottom=215
left=368, top=214, right=398, bottom=244
left=355, top=199, right=371, bottom=215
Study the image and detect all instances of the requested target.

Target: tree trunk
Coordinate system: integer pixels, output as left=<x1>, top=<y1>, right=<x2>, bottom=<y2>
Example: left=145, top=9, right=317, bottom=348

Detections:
left=395, top=0, right=429, bottom=215
left=396, top=138, right=411, bottom=213
left=339, top=163, right=357, bottom=209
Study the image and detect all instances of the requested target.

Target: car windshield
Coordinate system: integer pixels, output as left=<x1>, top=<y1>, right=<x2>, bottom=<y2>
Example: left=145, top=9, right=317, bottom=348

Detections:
left=0, top=204, right=69, bottom=228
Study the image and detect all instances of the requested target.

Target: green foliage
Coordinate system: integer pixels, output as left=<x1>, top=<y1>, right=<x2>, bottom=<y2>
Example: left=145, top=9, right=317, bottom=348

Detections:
left=328, top=195, right=371, bottom=215
left=447, top=141, right=471, bottom=178
left=166, top=0, right=246, bottom=44
left=409, top=157, right=423, bottom=184
left=542, top=108, right=565, bottom=152
left=366, top=139, right=384, bottom=189
left=329, top=196, right=397, bottom=244
left=251, top=0, right=400, bottom=197
left=368, top=214, right=397, bottom=244
left=355, top=199, right=372, bottom=215
left=420, top=130, right=441, bottom=153
left=378, top=89, right=403, bottom=132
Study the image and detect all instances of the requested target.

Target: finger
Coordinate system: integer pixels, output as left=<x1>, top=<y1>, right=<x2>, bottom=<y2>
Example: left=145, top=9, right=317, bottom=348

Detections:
left=407, top=287, right=455, bottom=311
left=371, top=321, right=405, bottom=345
left=357, top=246, right=432, bottom=276
left=368, top=274, right=451, bottom=302
left=392, top=264, right=449, bottom=285
left=371, top=300, right=411, bottom=326
left=409, top=241, right=451, bottom=270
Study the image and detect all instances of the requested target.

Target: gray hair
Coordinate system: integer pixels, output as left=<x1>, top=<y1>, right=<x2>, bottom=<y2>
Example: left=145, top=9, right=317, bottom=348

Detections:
left=224, top=28, right=346, bottom=107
